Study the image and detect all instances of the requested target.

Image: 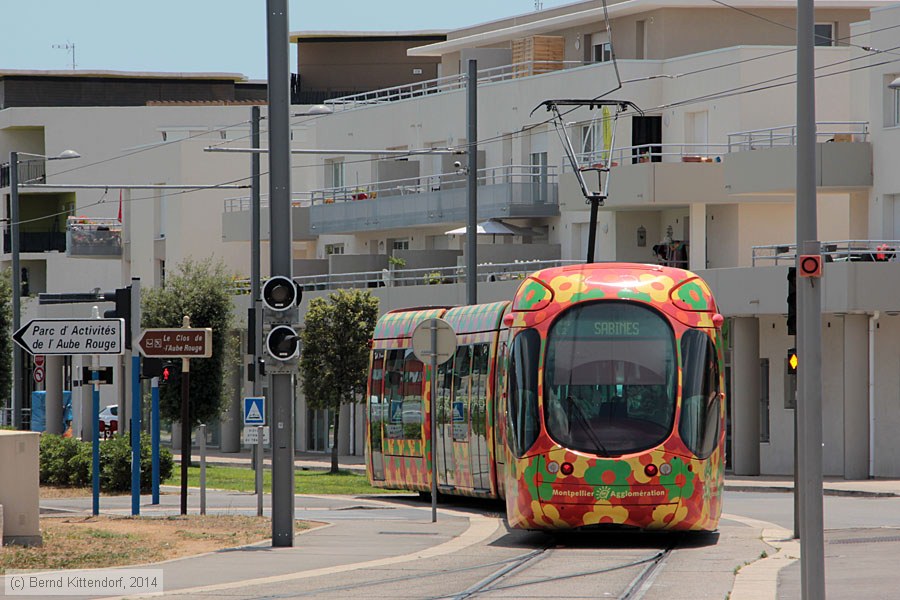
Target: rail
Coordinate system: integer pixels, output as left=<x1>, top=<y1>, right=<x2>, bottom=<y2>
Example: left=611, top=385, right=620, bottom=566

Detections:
left=324, top=60, right=593, bottom=111
left=223, top=192, right=313, bottom=212
left=229, top=259, right=582, bottom=295
left=309, top=164, right=558, bottom=206
left=727, top=121, right=868, bottom=152
left=751, top=240, right=900, bottom=266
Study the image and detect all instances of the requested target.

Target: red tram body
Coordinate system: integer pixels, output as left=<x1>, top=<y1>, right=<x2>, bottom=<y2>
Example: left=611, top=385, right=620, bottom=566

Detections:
left=366, top=263, right=726, bottom=531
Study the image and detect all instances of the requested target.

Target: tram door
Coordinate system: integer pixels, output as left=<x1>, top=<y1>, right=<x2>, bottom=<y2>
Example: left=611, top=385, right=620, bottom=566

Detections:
left=368, top=350, right=386, bottom=480
left=470, top=344, right=491, bottom=491
left=435, top=351, right=457, bottom=487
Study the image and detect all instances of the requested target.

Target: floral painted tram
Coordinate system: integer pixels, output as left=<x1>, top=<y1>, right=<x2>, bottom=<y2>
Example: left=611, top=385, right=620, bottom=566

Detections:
left=366, top=302, right=510, bottom=498
left=366, top=263, right=726, bottom=532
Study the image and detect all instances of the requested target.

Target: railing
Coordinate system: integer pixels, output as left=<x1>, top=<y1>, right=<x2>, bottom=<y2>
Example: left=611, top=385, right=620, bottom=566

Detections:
left=1, top=159, right=46, bottom=188
left=727, top=122, right=869, bottom=152
left=566, top=143, right=730, bottom=171
left=3, top=231, right=66, bottom=253
left=751, top=240, right=900, bottom=266
left=324, top=60, right=595, bottom=111
left=229, top=259, right=581, bottom=295
left=223, top=192, right=313, bottom=212
left=66, top=217, right=122, bottom=257
left=309, top=164, right=558, bottom=206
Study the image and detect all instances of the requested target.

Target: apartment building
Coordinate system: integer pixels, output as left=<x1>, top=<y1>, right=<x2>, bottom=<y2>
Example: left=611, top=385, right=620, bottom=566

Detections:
left=229, top=0, right=900, bottom=476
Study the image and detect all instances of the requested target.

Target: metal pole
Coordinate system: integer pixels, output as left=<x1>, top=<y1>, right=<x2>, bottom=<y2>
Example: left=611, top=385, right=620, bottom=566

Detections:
left=151, top=377, right=160, bottom=505
left=251, top=104, right=263, bottom=398
left=179, top=314, right=192, bottom=515
left=266, top=0, right=296, bottom=548
left=10, top=151, right=22, bottom=429
left=92, top=354, right=100, bottom=516
left=466, top=59, right=478, bottom=306
left=586, top=200, right=600, bottom=263
left=430, top=319, right=438, bottom=522
left=796, top=0, right=825, bottom=596
left=199, top=423, right=207, bottom=516
left=130, top=279, right=141, bottom=516
left=257, top=425, right=264, bottom=517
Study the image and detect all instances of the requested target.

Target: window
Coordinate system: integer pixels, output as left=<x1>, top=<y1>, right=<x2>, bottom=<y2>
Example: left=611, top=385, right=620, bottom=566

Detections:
left=814, top=23, right=835, bottom=47
left=325, top=243, right=344, bottom=255
left=544, top=302, right=677, bottom=455
left=894, top=86, right=900, bottom=127
left=679, top=329, right=721, bottom=459
left=383, top=349, right=424, bottom=440
left=327, top=160, right=345, bottom=188
left=593, top=41, right=612, bottom=63
left=452, top=345, right=471, bottom=442
left=759, top=358, right=770, bottom=442
left=392, top=239, right=409, bottom=251
left=507, top=330, right=541, bottom=457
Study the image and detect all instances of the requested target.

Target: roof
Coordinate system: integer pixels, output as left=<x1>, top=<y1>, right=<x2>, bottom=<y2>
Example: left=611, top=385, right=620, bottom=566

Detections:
left=0, top=69, right=247, bottom=81
left=290, top=30, right=448, bottom=43
left=408, top=0, right=892, bottom=56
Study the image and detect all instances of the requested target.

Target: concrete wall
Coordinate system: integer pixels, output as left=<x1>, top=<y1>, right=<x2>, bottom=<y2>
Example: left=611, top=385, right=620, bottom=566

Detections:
left=0, top=430, right=40, bottom=545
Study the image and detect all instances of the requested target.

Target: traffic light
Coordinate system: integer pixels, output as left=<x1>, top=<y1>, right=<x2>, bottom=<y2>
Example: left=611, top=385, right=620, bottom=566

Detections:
left=266, top=325, right=301, bottom=361
left=160, top=362, right=178, bottom=386
left=141, top=358, right=163, bottom=379
left=262, top=276, right=300, bottom=312
left=103, top=286, right=132, bottom=349
left=786, top=266, right=796, bottom=336
left=787, top=347, right=798, bottom=374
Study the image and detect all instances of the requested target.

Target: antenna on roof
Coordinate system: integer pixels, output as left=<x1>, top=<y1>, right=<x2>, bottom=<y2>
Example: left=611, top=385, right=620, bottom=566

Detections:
left=51, top=42, right=76, bottom=70
left=534, top=1, right=543, bottom=10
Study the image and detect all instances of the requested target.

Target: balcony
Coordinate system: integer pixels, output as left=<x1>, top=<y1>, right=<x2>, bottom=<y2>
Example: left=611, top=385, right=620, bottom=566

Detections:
left=221, top=193, right=316, bottom=242
left=309, top=165, right=559, bottom=235
left=0, top=159, right=46, bottom=189
left=3, top=231, right=65, bottom=254
left=751, top=240, right=900, bottom=266
left=66, top=217, right=122, bottom=258
left=724, top=122, right=872, bottom=195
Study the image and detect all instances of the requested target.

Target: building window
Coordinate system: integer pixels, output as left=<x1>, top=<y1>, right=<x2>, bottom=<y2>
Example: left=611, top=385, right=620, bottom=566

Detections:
left=327, top=160, right=345, bottom=189
left=593, top=41, right=612, bottom=63
left=760, top=358, right=770, bottom=442
left=814, top=23, right=835, bottom=47
left=325, top=243, right=344, bottom=255
left=894, top=87, right=900, bottom=126
left=392, top=239, right=409, bottom=251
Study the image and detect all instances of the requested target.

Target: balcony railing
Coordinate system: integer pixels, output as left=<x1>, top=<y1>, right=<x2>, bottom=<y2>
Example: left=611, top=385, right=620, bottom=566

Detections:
left=223, top=192, right=313, bottom=212
left=66, top=217, right=122, bottom=258
left=310, top=164, right=557, bottom=207
left=727, top=122, right=869, bottom=152
left=229, top=259, right=582, bottom=295
left=566, top=143, right=730, bottom=171
left=3, top=231, right=66, bottom=253
left=324, top=60, right=596, bottom=111
left=751, top=240, right=900, bottom=266
left=1, top=159, right=47, bottom=188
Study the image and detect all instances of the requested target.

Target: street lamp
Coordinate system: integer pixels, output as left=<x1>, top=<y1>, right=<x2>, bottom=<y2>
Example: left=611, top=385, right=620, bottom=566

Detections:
left=8, top=149, right=81, bottom=429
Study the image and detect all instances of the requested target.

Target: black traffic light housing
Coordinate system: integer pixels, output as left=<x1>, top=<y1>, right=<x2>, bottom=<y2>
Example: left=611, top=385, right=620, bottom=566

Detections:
left=262, top=276, right=301, bottom=312
left=787, top=347, right=798, bottom=374
left=141, top=357, right=163, bottom=379
left=786, top=266, right=797, bottom=336
left=103, top=285, right=132, bottom=349
left=266, top=325, right=300, bottom=361
left=160, top=361, right=178, bottom=385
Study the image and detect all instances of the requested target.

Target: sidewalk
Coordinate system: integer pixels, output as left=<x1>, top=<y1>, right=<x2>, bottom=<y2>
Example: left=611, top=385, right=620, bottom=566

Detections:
left=725, top=474, right=900, bottom=497
left=173, top=448, right=366, bottom=474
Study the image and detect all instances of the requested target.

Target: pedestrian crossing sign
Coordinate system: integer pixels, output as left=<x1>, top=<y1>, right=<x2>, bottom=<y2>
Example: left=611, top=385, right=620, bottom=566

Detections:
left=243, top=397, right=265, bottom=425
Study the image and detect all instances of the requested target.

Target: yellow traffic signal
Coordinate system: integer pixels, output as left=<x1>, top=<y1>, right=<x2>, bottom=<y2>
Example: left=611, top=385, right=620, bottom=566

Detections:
left=788, top=348, right=798, bottom=374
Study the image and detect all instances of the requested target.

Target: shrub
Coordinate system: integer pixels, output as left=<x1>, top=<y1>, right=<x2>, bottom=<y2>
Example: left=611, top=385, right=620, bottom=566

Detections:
left=39, top=433, right=173, bottom=493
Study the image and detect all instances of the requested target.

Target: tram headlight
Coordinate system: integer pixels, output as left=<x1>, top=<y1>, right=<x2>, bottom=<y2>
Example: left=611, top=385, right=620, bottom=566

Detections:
left=659, top=462, right=672, bottom=476
left=560, top=462, right=574, bottom=476
left=644, top=463, right=659, bottom=477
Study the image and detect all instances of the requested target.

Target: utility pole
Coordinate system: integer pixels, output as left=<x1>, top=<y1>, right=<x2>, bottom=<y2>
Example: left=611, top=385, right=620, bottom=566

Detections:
left=266, top=0, right=296, bottom=548
left=466, top=59, right=478, bottom=306
left=796, top=0, right=825, bottom=597
left=251, top=105, right=263, bottom=397
left=10, top=152, right=22, bottom=429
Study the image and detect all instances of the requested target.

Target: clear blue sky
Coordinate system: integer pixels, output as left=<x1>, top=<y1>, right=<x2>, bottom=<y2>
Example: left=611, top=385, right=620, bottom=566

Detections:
left=1, top=1, right=574, bottom=80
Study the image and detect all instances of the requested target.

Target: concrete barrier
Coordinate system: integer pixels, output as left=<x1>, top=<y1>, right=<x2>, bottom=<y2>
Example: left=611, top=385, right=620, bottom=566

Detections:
left=0, top=430, right=41, bottom=546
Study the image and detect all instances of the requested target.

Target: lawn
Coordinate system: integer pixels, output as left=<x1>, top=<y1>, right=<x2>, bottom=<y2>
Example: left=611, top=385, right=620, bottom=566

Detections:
left=163, top=464, right=407, bottom=495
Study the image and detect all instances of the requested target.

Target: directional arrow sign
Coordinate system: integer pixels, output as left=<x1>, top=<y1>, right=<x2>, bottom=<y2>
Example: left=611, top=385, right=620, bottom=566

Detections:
left=137, top=328, right=213, bottom=358
left=13, top=318, right=124, bottom=355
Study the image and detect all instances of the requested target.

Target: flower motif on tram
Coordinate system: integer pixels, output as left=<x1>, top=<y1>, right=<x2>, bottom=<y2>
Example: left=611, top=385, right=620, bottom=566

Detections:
left=583, top=459, right=633, bottom=491
left=634, top=273, right=676, bottom=303
left=523, top=454, right=558, bottom=502
left=659, top=457, right=696, bottom=502
left=548, top=273, right=606, bottom=304
left=583, top=503, right=631, bottom=526
left=673, top=279, right=712, bottom=311
left=652, top=502, right=690, bottom=528
left=514, top=280, right=554, bottom=311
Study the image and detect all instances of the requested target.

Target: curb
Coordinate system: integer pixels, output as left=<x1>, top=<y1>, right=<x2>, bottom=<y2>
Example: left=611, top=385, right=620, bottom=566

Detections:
left=725, top=484, right=898, bottom=498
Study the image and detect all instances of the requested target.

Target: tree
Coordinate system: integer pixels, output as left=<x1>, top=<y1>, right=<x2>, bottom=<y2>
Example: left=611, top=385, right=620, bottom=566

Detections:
left=141, top=258, right=238, bottom=428
left=0, top=269, right=12, bottom=413
left=300, top=289, right=379, bottom=473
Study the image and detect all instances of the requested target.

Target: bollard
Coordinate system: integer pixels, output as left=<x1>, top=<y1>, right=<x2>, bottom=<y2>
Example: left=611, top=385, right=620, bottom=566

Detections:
left=199, top=424, right=207, bottom=516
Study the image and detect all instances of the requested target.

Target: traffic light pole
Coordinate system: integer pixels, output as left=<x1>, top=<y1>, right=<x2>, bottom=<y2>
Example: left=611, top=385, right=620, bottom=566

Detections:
left=130, top=278, right=141, bottom=516
left=151, top=376, right=160, bottom=505
left=266, top=0, right=296, bottom=547
left=179, top=316, right=193, bottom=516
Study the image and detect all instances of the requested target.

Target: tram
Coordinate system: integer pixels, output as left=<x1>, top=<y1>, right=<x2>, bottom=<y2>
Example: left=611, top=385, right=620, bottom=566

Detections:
left=365, top=263, right=726, bottom=531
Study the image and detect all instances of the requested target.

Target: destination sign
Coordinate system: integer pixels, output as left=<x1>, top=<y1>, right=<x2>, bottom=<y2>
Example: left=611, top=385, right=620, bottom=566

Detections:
left=137, top=328, right=213, bottom=358
left=13, top=318, right=125, bottom=355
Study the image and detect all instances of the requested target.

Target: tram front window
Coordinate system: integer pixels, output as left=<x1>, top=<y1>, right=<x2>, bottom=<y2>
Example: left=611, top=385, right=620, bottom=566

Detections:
left=545, top=302, right=676, bottom=456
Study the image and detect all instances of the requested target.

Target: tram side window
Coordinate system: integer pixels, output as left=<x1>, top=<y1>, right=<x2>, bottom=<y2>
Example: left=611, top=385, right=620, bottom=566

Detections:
left=452, top=345, right=472, bottom=442
left=679, top=330, right=721, bottom=458
left=507, top=330, right=541, bottom=457
left=384, top=349, right=423, bottom=439
left=471, top=343, right=490, bottom=438
left=401, top=349, right=425, bottom=438
left=369, top=350, right=386, bottom=446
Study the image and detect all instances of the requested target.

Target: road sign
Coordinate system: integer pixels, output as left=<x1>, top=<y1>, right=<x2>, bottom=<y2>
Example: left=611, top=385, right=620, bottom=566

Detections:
left=411, top=318, right=457, bottom=365
left=34, top=355, right=45, bottom=367
left=242, top=426, right=270, bottom=445
left=13, top=318, right=124, bottom=355
left=33, top=367, right=45, bottom=384
left=243, top=397, right=265, bottom=425
left=137, top=328, right=213, bottom=358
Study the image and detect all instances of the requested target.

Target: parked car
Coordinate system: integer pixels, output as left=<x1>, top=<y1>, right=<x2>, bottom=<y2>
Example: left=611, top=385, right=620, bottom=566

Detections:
left=99, top=405, right=118, bottom=429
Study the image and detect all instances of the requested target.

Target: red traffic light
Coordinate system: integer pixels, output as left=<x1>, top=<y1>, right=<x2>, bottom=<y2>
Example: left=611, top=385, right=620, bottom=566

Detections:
left=162, top=366, right=172, bottom=381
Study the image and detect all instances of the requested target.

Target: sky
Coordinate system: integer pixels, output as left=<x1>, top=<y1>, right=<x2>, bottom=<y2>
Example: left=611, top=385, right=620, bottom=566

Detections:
left=0, top=1, right=575, bottom=80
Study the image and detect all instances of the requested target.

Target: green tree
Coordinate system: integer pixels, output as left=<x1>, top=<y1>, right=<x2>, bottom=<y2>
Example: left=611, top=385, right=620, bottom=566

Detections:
left=141, top=258, right=238, bottom=428
left=0, top=269, right=12, bottom=413
left=300, top=289, right=379, bottom=473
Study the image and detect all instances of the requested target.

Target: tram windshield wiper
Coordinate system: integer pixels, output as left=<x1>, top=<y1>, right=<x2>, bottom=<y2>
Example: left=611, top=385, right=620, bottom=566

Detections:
left=565, top=396, right=609, bottom=456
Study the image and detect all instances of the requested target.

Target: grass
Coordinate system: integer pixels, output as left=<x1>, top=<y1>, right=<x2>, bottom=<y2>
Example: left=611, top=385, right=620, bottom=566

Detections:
left=163, top=464, right=407, bottom=495
left=0, top=515, right=288, bottom=573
